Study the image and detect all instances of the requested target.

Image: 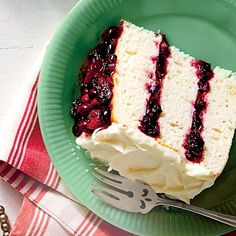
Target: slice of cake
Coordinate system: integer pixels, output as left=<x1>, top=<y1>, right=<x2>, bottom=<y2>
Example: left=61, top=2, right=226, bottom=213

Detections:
left=71, top=20, right=236, bottom=203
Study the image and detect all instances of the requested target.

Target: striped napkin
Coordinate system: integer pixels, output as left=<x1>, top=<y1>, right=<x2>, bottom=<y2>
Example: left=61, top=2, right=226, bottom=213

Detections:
left=0, top=51, right=131, bottom=236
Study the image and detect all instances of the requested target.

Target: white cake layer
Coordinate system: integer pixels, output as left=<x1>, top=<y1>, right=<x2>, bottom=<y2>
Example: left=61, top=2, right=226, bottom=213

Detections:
left=76, top=21, right=236, bottom=202
left=159, top=51, right=236, bottom=175
left=112, top=21, right=162, bottom=128
left=201, top=67, right=236, bottom=174
left=158, top=47, right=198, bottom=154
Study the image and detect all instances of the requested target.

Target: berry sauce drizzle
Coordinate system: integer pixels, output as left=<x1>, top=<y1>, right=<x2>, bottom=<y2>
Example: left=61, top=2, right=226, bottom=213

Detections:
left=71, top=24, right=123, bottom=137
left=139, top=35, right=170, bottom=137
left=183, top=60, right=214, bottom=163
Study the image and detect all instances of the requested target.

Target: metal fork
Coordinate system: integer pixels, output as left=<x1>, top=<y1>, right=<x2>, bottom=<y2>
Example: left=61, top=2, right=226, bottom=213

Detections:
left=91, top=168, right=236, bottom=227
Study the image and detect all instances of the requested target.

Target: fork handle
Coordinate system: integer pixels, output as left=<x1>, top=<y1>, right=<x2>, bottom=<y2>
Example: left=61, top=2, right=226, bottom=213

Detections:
left=159, top=199, right=236, bottom=227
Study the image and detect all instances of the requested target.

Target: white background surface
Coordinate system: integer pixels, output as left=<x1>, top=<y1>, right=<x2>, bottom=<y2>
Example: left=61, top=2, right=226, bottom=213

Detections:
left=0, top=0, right=78, bottom=228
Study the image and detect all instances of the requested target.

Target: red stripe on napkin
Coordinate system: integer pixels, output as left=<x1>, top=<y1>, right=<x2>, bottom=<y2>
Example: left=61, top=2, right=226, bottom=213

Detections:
left=10, top=197, right=38, bottom=236
left=7, top=77, right=38, bottom=167
left=20, top=119, right=51, bottom=183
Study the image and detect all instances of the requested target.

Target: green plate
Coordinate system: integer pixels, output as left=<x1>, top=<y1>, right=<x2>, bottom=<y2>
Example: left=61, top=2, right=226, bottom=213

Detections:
left=38, top=0, right=236, bottom=235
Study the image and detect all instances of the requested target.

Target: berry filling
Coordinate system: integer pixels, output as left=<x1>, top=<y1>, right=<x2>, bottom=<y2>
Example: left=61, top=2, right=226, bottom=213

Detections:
left=139, top=35, right=170, bottom=137
left=71, top=24, right=123, bottom=137
left=183, top=60, right=214, bottom=163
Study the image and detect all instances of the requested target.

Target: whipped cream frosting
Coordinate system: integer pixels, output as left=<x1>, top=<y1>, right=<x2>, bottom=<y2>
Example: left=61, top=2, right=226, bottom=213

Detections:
left=77, top=123, right=216, bottom=203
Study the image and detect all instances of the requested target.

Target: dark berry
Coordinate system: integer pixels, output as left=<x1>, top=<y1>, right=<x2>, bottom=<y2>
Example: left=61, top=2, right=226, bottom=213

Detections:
left=87, top=119, right=102, bottom=130
left=90, top=77, right=98, bottom=89
left=88, top=48, right=101, bottom=61
left=79, top=120, right=88, bottom=132
left=103, top=43, right=115, bottom=55
left=101, top=107, right=111, bottom=122
left=198, top=80, right=210, bottom=93
left=81, top=88, right=89, bottom=95
left=106, top=77, right=114, bottom=87
left=88, top=109, right=101, bottom=118
left=139, top=35, right=170, bottom=138
left=183, top=59, right=213, bottom=162
left=102, top=26, right=121, bottom=41
left=72, top=124, right=82, bottom=137
left=71, top=25, right=121, bottom=137
left=89, top=89, right=97, bottom=98
left=139, top=115, right=159, bottom=137
left=81, top=94, right=90, bottom=103
left=98, top=84, right=111, bottom=104
left=80, top=83, right=88, bottom=91
left=91, top=98, right=101, bottom=107
left=76, top=104, right=91, bottom=114
left=192, top=113, right=202, bottom=131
